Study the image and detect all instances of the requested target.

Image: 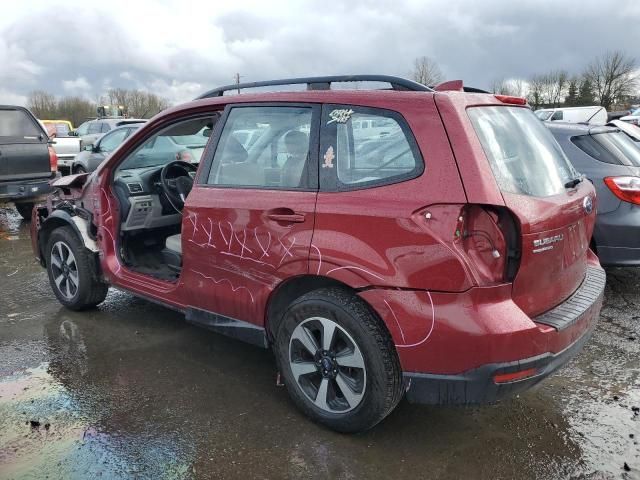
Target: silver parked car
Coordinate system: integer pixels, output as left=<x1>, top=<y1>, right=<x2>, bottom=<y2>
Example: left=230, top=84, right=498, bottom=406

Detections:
left=548, top=122, right=640, bottom=266
left=70, top=118, right=147, bottom=148
left=71, top=123, right=145, bottom=174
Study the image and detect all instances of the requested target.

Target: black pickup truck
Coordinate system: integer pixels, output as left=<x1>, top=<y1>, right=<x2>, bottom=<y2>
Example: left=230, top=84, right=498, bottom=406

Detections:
left=0, top=105, right=57, bottom=220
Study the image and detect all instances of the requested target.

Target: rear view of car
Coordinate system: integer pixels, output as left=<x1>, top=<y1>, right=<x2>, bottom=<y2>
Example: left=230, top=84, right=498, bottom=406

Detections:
left=0, top=105, right=57, bottom=219
left=549, top=122, right=640, bottom=266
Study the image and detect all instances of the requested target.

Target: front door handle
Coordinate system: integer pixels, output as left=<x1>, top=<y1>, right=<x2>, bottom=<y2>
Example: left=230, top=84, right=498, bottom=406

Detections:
left=267, top=209, right=306, bottom=223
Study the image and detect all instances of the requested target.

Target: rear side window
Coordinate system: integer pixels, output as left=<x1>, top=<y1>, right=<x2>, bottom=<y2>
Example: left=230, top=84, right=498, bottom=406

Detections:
left=88, top=122, right=102, bottom=134
left=572, top=132, right=640, bottom=167
left=469, top=106, right=578, bottom=197
left=321, top=105, right=423, bottom=190
left=0, top=109, right=41, bottom=139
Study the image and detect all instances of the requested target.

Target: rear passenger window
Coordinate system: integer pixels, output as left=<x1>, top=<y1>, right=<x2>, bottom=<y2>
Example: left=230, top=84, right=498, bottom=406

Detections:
left=321, top=105, right=423, bottom=190
left=206, top=106, right=317, bottom=189
left=88, top=122, right=102, bottom=134
left=0, top=108, right=41, bottom=141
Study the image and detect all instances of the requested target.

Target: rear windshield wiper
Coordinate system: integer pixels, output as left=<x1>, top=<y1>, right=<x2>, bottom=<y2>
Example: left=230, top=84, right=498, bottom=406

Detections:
left=564, top=176, right=584, bottom=189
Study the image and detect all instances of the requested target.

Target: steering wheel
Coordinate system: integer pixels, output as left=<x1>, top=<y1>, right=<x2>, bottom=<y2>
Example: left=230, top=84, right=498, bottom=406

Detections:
left=160, top=161, right=197, bottom=211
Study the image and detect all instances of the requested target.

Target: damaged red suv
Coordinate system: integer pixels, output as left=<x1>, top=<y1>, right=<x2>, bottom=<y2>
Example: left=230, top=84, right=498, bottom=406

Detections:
left=31, top=75, right=605, bottom=433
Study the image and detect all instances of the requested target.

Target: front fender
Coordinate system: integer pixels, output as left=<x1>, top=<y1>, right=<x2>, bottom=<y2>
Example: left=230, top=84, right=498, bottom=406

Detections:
left=37, top=209, right=99, bottom=265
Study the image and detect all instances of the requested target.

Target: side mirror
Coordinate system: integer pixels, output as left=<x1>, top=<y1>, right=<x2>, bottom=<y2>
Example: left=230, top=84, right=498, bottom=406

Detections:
left=92, top=144, right=101, bottom=153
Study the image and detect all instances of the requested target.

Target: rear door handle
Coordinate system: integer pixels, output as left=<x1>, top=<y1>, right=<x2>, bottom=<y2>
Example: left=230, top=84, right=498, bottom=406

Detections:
left=267, top=211, right=306, bottom=223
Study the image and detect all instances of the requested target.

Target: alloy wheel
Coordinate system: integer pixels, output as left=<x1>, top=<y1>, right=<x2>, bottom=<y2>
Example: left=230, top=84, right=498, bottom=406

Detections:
left=288, top=317, right=366, bottom=413
left=50, top=241, right=79, bottom=300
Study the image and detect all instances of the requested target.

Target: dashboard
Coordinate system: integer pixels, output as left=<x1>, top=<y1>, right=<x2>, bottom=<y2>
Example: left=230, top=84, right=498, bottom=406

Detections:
left=114, top=166, right=184, bottom=231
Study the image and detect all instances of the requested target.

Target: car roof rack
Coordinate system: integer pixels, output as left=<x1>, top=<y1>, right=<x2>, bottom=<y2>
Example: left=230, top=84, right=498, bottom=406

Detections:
left=196, top=75, right=433, bottom=99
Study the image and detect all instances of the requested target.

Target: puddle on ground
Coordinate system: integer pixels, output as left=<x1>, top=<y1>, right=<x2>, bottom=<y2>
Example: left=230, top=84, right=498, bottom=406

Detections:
left=0, top=364, right=194, bottom=480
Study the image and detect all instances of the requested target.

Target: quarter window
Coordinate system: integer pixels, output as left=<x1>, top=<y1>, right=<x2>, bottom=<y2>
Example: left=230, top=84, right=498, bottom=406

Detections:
left=207, top=106, right=315, bottom=189
left=322, top=105, right=423, bottom=189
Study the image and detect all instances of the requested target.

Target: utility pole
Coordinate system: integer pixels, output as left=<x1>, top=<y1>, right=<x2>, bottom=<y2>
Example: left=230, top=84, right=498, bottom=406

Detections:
left=234, top=73, right=242, bottom=94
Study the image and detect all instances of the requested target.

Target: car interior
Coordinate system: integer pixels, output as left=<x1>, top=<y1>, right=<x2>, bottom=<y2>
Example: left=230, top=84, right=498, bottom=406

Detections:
left=112, top=115, right=218, bottom=281
left=112, top=109, right=314, bottom=282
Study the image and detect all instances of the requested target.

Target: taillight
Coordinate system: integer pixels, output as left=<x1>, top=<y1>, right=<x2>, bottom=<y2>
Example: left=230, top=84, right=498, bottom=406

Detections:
left=48, top=146, right=58, bottom=173
left=495, top=95, right=527, bottom=105
left=604, top=176, right=640, bottom=205
left=455, top=205, right=521, bottom=285
left=177, top=150, right=194, bottom=162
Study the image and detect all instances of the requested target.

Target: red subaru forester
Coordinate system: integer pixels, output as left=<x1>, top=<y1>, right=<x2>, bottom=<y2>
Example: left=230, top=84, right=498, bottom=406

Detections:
left=31, top=76, right=605, bottom=433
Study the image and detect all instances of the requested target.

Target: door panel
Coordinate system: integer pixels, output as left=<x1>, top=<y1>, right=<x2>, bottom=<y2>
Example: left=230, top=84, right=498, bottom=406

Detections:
left=181, top=103, right=321, bottom=326
left=181, top=188, right=316, bottom=325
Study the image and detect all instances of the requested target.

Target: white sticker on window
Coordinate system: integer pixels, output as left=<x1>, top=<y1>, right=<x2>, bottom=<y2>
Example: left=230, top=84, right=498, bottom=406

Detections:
left=327, top=109, right=354, bottom=124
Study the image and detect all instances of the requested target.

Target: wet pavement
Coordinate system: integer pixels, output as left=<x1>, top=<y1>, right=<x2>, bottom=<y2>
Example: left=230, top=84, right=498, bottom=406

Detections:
left=0, top=205, right=638, bottom=480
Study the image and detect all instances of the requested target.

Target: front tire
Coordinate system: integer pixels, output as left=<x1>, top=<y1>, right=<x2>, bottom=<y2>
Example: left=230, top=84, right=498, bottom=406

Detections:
left=274, top=288, right=404, bottom=433
left=14, top=202, right=34, bottom=221
left=46, top=226, right=108, bottom=310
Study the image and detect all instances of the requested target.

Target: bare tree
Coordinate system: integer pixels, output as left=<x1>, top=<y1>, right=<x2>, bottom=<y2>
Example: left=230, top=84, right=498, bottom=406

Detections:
left=585, top=51, right=637, bottom=109
left=56, top=96, right=95, bottom=127
left=102, top=88, right=170, bottom=118
left=27, top=91, right=57, bottom=119
left=491, top=78, right=527, bottom=97
left=411, top=56, right=444, bottom=87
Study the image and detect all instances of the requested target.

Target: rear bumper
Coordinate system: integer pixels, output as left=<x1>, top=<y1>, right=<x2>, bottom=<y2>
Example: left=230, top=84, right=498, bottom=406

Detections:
left=0, top=178, right=52, bottom=203
left=404, top=321, right=595, bottom=404
left=403, top=264, right=605, bottom=405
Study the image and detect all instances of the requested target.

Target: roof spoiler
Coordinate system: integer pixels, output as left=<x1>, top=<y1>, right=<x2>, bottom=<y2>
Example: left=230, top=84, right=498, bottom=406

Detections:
left=432, top=80, right=490, bottom=93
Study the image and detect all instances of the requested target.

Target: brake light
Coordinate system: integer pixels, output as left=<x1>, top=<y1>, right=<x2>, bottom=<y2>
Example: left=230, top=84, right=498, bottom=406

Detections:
left=455, top=205, right=521, bottom=285
left=604, top=176, right=640, bottom=205
left=48, top=146, right=58, bottom=173
left=495, top=95, right=527, bottom=105
left=177, top=150, right=194, bottom=163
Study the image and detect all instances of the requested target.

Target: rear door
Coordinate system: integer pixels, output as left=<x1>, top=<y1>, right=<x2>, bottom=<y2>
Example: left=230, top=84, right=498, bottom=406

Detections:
left=466, top=104, right=597, bottom=317
left=0, top=106, right=50, bottom=181
left=182, top=103, right=320, bottom=325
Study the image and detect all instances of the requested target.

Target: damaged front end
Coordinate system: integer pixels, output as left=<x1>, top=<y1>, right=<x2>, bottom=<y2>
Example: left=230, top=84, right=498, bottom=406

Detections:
left=31, top=172, right=100, bottom=266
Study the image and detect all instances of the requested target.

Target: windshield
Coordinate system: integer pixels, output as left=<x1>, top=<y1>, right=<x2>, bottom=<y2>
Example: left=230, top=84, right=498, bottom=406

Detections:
left=535, top=111, right=553, bottom=121
left=469, top=106, right=578, bottom=197
left=591, top=131, right=640, bottom=166
left=119, top=117, right=214, bottom=170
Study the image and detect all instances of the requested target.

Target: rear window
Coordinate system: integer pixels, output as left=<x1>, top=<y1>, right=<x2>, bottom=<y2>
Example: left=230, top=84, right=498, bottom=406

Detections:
left=0, top=109, right=41, bottom=138
left=572, top=131, right=640, bottom=167
left=469, top=106, right=578, bottom=197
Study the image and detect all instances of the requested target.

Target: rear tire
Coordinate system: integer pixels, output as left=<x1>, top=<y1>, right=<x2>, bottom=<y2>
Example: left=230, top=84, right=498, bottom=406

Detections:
left=274, top=287, right=404, bottom=433
left=15, top=202, right=34, bottom=221
left=46, top=226, right=108, bottom=310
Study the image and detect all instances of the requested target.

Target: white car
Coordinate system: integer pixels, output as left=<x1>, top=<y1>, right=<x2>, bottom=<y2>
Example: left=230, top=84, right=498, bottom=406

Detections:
left=534, top=106, right=607, bottom=125
left=619, top=108, right=640, bottom=126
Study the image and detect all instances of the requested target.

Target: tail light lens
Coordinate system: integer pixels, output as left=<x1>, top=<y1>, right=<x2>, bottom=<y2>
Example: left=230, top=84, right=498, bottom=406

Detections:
left=604, top=176, right=640, bottom=205
left=455, top=205, right=521, bottom=285
left=48, top=146, right=58, bottom=173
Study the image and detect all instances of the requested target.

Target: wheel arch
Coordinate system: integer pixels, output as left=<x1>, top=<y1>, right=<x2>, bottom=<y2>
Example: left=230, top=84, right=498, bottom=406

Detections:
left=264, top=274, right=391, bottom=344
left=39, top=210, right=99, bottom=266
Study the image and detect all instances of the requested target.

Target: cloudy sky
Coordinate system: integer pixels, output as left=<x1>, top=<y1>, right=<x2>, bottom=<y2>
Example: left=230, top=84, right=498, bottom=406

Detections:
left=1, top=0, right=639, bottom=106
